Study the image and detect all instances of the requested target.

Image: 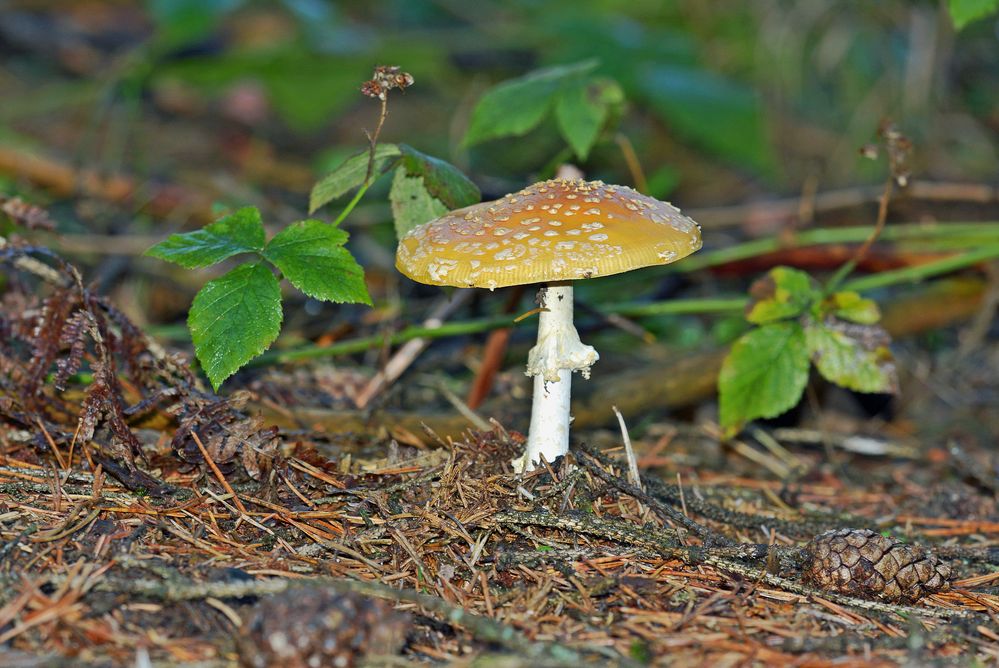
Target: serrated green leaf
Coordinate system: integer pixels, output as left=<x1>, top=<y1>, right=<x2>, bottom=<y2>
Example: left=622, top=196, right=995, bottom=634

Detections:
left=948, top=0, right=999, bottom=29
left=309, top=144, right=402, bottom=213
left=825, top=291, right=881, bottom=324
left=389, top=167, right=449, bottom=240
left=188, top=263, right=282, bottom=390
left=263, top=220, right=371, bottom=305
left=398, top=145, right=480, bottom=209
left=806, top=320, right=897, bottom=394
left=145, top=207, right=265, bottom=268
left=719, top=322, right=810, bottom=431
left=464, top=60, right=599, bottom=146
left=745, top=266, right=818, bottom=324
left=555, top=80, right=610, bottom=160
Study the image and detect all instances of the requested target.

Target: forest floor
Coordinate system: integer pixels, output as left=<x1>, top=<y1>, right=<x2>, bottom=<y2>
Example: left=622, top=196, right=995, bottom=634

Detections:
left=1, top=228, right=999, bottom=666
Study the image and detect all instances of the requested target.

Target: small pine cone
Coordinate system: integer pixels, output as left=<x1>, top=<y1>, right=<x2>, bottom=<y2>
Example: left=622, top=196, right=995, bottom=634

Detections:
left=237, top=588, right=409, bottom=668
left=804, top=529, right=951, bottom=603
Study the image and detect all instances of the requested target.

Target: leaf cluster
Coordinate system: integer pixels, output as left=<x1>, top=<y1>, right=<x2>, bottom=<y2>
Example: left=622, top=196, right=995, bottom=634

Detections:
left=719, top=267, right=898, bottom=434
left=310, top=143, right=481, bottom=239
left=463, top=59, right=625, bottom=161
left=146, top=207, right=371, bottom=389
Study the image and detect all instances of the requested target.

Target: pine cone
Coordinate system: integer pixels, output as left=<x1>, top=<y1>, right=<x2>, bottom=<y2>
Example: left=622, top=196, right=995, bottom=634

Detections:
left=804, top=529, right=951, bottom=603
left=238, top=588, right=409, bottom=668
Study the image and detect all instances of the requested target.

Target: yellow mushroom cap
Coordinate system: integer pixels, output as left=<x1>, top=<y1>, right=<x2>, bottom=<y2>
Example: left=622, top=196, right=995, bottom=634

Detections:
left=395, top=178, right=702, bottom=289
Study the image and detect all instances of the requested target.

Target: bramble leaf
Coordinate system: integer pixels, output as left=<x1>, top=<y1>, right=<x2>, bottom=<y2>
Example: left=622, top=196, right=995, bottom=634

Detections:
left=145, top=207, right=265, bottom=268
left=263, top=220, right=371, bottom=305
left=389, top=167, right=448, bottom=240
left=398, top=145, right=480, bottom=210
left=824, top=290, right=881, bottom=325
left=309, top=144, right=402, bottom=213
left=948, top=0, right=999, bottom=29
left=188, top=263, right=282, bottom=390
left=806, top=319, right=897, bottom=394
left=555, top=79, right=612, bottom=160
left=745, top=266, right=818, bottom=324
left=719, top=321, right=810, bottom=432
left=464, top=60, right=599, bottom=146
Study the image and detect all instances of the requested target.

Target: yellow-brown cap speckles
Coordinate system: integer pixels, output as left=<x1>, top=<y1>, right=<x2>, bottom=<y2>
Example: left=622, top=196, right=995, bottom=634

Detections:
left=395, top=178, right=702, bottom=289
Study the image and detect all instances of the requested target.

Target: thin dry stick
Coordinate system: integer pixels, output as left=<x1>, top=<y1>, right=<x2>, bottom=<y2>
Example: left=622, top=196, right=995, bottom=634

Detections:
left=575, top=445, right=733, bottom=546
left=854, top=178, right=894, bottom=268
left=355, top=289, right=474, bottom=408
left=824, top=176, right=894, bottom=294
left=36, top=419, right=66, bottom=470
left=676, top=472, right=689, bottom=519
left=825, top=122, right=908, bottom=293
left=612, top=406, right=641, bottom=489
left=364, top=95, right=389, bottom=184
left=190, top=431, right=247, bottom=516
left=435, top=380, right=491, bottom=431
left=615, top=133, right=649, bottom=193
left=688, top=179, right=997, bottom=229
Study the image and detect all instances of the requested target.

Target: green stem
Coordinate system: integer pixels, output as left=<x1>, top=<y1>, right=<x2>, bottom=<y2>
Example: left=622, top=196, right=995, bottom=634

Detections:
left=841, top=244, right=999, bottom=293
left=254, top=243, right=999, bottom=365
left=255, top=297, right=745, bottom=366
left=678, top=222, right=999, bottom=273
left=254, top=313, right=516, bottom=365
left=611, top=298, right=746, bottom=318
left=331, top=180, right=372, bottom=227
left=823, top=178, right=894, bottom=295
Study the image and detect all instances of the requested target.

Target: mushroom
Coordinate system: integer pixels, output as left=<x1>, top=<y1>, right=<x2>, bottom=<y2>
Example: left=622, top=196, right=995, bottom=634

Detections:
left=395, top=178, right=702, bottom=471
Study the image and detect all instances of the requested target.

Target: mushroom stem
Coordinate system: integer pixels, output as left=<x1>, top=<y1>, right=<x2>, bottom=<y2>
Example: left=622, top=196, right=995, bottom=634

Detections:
left=515, top=282, right=598, bottom=472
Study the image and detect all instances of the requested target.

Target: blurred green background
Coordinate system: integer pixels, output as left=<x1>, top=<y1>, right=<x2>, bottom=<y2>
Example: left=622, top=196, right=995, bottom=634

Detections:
left=1, top=0, right=997, bottom=332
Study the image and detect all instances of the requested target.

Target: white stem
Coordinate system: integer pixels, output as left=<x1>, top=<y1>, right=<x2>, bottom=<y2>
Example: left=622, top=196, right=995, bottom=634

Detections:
left=518, top=366, right=572, bottom=472
left=513, top=282, right=598, bottom=472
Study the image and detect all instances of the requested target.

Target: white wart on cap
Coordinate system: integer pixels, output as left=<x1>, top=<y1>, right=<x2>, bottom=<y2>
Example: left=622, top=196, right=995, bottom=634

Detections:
left=395, top=178, right=702, bottom=290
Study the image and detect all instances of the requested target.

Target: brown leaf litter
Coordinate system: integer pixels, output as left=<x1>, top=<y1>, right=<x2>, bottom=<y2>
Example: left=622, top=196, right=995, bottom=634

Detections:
left=2, top=222, right=999, bottom=666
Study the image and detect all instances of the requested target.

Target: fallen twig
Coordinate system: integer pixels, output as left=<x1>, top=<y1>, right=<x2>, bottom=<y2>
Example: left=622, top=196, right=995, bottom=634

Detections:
left=355, top=290, right=474, bottom=408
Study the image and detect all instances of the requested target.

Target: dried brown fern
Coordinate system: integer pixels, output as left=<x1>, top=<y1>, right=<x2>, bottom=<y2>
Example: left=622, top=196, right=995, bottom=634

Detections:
left=0, top=197, right=281, bottom=491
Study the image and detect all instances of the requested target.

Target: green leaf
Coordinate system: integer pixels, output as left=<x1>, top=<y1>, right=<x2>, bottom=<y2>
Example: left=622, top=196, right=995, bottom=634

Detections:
left=188, top=263, right=282, bottom=390
left=389, top=167, right=449, bottom=240
left=745, top=266, right=818, bottom=324
left=640, top=64, right=772, bottom=172
left=309, top=144, right=402, bottom=213
left=555, top=80, right=611, bottom=160
left=948, top=0, right=999, bottom=29
left=398, top=145, right=480, bottom=209
left=824, top=291, right=881, bottom=325
left=719, top=322, right=810, bottom=432
left=806, top=320, right=897, bottom=394
left=263, top=220, right=371, bottom=305
left=464, top=60, right=599, bottom=146
left=145, top=207, right=265, bottom=268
